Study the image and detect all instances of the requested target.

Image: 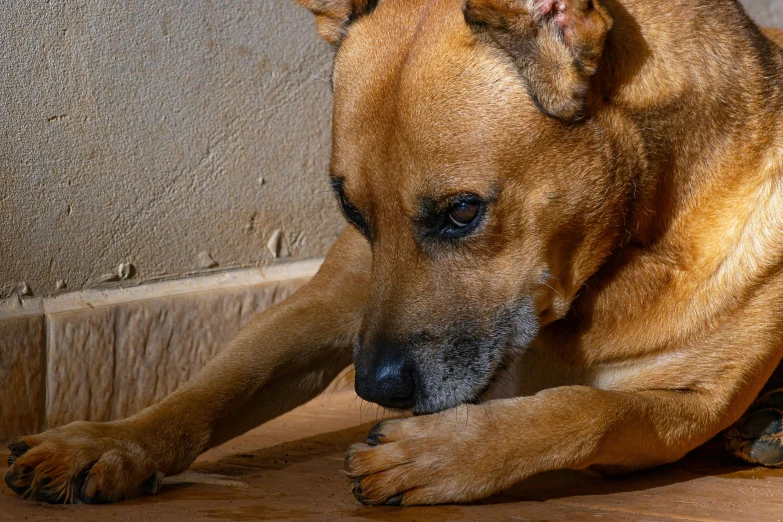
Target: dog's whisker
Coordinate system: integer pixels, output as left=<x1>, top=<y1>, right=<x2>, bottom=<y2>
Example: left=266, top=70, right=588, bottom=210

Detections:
left=500, top=366, right=519, bottom=393
left=359, top=399, right=367, bottom=424
left=359, top=399, right=367, bottom=423
left=332, top=377, right=353, bottom=395
left=542, top=281, right=564, bottom=299
left=434, top=409, right=445, bottom=426
left=350, top=395, right=361, bottom=416
left=480, top=400, right=499, bottom=431
left=334, top=379, right=355, bottom=395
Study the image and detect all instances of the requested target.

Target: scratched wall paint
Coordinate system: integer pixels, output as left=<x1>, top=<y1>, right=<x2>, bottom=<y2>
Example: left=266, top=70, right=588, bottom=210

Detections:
left=0, top=0, right=781, bottom=298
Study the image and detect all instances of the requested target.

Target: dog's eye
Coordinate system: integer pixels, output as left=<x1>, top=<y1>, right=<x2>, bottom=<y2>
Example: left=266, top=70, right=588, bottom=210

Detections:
left=437, top=196, right=486, bottom=240
left=448, top=201, right=480, bottom=227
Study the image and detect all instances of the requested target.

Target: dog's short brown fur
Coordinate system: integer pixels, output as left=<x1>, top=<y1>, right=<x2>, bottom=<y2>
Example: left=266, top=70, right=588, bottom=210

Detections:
left=7, top=0, right=783, bottom=506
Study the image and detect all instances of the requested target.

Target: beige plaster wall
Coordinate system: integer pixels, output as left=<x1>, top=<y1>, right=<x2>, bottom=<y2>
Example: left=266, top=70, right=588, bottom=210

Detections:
left=744, top=0, right=783, bottom=28
left=1, top=0, right=782, bottom=299
left=1, top=1, right=339, bottom=298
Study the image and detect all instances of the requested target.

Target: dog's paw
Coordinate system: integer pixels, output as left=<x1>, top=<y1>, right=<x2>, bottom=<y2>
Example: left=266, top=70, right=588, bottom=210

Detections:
left=344, top=405, right=506, bottom=506
left=725, top=388, right=783, bottom=467
left=5, top=421, right=163, bottom=504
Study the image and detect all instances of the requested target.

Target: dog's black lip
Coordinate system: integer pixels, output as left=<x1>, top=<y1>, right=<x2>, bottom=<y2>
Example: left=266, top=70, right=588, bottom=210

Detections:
left=409, top=391, right=478, bottom=416
left=387, top=381, right=491, bottom=416
left=385, top=346, right=523, bottom=416
left=415, top=344, right=521, bottom=415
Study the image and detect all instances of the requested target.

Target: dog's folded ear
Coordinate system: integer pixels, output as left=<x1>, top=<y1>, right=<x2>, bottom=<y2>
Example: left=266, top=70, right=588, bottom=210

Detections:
left=464, top=0, right=612, bottom=122
left=297, top=0, right=377, bottom=45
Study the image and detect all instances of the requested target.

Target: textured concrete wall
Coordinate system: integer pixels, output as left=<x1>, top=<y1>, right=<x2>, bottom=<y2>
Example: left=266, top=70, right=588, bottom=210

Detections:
left=1, top=1, right=340, bottom=298
left=1, top=0, right=781, bottom=298
left=743, top=0, right=783, bottom=28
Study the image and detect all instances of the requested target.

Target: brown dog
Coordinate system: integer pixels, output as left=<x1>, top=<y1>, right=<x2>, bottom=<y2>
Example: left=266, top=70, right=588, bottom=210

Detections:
left=7, top=0, right=783, bottom=506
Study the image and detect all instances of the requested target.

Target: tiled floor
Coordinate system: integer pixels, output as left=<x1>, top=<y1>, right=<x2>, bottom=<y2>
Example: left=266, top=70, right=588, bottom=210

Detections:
left=2, top=388, right=783, bottom=521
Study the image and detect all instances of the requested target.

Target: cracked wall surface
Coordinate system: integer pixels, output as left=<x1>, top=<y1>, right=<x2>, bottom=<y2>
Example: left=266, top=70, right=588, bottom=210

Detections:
left=1, top=0, right=782, bottom=298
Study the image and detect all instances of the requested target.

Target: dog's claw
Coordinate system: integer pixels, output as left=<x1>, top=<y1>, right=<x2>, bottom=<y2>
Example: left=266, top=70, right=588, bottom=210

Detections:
left=344, top=451, right=354, bottom=470
left=7, top=442, right=30, bottom=467
left=80, top=474, right=99, bottom=504
left=385, top=494, right=403, bottom=506
left=366, top=423, right=386, bottom=446
left=8, top=441, right=31, bottom=454
left=143, top=471, right=165, bottom=495
left=4, top=422, right=166, bottom=504
left=352, top=481, right=370, bottom=505
left=4, top=466, right=30, bottom=497
left=36, top=487, right=64, bottom=505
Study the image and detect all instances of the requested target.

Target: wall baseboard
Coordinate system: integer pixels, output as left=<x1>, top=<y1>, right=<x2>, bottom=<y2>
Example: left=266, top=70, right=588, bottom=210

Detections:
left=0, top=259, right=322, bottom=442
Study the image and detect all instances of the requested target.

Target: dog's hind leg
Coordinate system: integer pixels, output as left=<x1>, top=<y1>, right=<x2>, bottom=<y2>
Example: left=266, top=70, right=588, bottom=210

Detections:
left=725, top=359, right=783, bottom=467
left=4, top=228, right=371, bottom=504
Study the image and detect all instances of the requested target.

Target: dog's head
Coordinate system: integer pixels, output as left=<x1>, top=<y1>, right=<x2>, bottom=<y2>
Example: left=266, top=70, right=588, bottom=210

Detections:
left=299, top=0, right=638, bottom=414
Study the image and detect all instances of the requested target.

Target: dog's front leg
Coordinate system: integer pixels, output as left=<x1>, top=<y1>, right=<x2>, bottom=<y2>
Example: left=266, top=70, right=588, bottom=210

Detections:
left=5, top=228, right=370, bottom=504
left=346, top=385, right=731, bottom=506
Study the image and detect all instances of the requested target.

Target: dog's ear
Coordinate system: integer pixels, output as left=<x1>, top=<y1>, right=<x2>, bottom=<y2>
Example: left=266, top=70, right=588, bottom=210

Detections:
left=297, top=0, right=377, bottom=45
left=464, top=0, right=612, bottom=122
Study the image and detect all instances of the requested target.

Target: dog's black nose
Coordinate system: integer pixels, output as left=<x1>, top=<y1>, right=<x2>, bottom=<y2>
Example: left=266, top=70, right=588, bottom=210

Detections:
left=355, top=348, right=415, bottom=410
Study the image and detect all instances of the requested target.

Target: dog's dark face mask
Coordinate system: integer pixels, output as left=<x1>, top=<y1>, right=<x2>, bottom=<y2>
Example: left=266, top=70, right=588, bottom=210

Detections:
left=305, top=0, right=629, bottom=413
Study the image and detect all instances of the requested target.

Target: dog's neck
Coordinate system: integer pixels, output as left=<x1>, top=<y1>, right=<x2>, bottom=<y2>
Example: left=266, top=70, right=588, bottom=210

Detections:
left=601, top=0, right=783, bottom=258
left=563, top=0, right=783, bottom=343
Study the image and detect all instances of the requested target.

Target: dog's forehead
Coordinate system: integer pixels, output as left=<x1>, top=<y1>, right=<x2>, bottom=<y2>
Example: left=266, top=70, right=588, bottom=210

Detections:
left=330, top=0, right=541, bottom=199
